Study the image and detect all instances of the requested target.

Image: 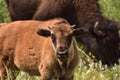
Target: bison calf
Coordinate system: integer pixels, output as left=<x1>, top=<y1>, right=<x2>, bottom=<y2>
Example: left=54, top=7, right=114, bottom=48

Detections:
left=0, top=18, right=82, bottom=80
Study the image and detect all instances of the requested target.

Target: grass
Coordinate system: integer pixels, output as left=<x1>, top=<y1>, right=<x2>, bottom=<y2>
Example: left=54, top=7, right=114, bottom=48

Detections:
left=1, top=0, right=120, bottom=80
left=99, top=0, right=120, bottom=22
left=5, top=59, right=120, bottom=80
left=75, top=60, right=120, bottom=80
left=0, top=0, right=11, bottom=22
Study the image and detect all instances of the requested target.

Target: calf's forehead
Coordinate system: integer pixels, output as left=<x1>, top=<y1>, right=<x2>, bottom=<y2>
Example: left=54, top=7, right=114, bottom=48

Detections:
left=52, top=24, right=72, bottom=34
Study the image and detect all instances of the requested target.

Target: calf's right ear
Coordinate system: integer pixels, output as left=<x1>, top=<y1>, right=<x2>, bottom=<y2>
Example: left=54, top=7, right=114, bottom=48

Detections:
left=37, top=29, right=51, bottom=37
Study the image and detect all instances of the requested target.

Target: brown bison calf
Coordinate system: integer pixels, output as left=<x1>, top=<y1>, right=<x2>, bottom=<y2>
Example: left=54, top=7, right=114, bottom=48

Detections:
left=0, top=18, right=82, bottom=80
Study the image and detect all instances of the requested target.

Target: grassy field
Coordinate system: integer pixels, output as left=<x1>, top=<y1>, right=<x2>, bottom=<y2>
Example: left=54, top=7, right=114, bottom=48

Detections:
left=99, top=0, right=120, bottom=22
left=1, top=0, right=120, bottom=80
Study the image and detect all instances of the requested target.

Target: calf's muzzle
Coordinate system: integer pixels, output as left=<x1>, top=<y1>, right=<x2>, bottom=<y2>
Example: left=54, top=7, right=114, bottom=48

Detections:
left=57, top=47, right=68, bottom=59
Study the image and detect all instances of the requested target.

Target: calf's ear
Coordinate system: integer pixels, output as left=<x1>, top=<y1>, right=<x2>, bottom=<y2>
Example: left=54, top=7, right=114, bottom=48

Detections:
left=37, top=29, right=51, bottom=37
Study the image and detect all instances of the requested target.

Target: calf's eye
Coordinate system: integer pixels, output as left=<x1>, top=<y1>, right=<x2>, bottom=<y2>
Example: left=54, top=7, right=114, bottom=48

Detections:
left=51, top=34, right=56, bottom=41
left=67, top=34, right=73, bottom=46
left=51, top=34, right=56, bottom=47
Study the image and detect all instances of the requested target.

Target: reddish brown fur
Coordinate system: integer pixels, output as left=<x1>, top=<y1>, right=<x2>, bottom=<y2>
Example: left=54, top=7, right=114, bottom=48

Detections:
left=0, top=23, right=8, bottom=27
left=0, top=18, right=79, bottom=80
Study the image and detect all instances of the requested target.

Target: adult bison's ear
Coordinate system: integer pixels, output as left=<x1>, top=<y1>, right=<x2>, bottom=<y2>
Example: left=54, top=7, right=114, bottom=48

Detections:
left=37, top=29, right=51, bottom=37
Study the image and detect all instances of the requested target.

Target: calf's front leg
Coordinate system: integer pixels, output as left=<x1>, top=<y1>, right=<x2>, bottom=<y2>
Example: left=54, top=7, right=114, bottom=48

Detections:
left=0, top=55, right=7, bottom=80
left=39, top=63, right=55, bottom=80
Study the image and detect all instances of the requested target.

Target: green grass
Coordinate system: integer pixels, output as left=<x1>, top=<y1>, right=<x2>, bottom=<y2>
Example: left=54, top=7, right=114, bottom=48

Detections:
left=99, top=0, right=120, bottom=22
left=1, top=0, right=120, bottom=80
left=0, top=0, right=11, bottom=22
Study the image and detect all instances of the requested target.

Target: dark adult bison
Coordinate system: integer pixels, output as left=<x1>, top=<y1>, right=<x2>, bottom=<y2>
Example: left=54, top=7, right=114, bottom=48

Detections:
left=0, top=18, right=81, bottom=80
left=6, top=0, right=120, bottom=66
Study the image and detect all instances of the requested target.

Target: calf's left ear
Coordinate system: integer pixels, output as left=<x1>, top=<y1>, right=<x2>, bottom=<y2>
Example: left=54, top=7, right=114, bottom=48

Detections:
left=37, top=29, right=51, bottom=37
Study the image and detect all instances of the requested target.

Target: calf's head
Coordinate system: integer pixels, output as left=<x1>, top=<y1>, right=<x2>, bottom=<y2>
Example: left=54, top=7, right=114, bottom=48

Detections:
left=37, top=22, right=83, bottom=60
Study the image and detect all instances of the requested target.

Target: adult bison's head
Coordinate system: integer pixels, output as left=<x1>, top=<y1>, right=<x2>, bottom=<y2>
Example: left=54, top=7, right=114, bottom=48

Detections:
left=75, top=20, right=120, bottom=66
left=37, top=20, right=84, bottom=61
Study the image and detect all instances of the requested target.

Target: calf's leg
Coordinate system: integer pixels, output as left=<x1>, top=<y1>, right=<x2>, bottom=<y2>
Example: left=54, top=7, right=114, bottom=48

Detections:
left=0, top=55, right=7, bottom=80
left=59, top=74, right=74, bottom=80
left=38, top=63, right=55, bottom=80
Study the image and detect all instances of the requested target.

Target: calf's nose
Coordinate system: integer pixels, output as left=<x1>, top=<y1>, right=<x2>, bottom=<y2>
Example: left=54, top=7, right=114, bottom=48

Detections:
left=57, top=47, right=68, bottom=59
left=57, top=47, right=67, bottom=53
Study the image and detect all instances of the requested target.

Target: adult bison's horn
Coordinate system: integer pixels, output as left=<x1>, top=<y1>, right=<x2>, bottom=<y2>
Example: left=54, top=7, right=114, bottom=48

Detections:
left=71, top=24, right=76, bottom=28
left=94, top=22, right=104, bottom=36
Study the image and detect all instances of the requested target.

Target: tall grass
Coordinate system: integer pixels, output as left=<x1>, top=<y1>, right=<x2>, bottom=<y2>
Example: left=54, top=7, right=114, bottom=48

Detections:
left=75, top=61, right=120, bottom=80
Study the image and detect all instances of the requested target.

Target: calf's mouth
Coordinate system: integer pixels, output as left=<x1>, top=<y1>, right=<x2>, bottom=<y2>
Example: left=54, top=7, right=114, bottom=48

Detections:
left=57, top=50, right=68, bottom=60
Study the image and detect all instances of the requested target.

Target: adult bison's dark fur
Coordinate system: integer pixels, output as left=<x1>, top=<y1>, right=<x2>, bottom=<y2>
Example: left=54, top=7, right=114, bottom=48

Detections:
left=82, top=20, right=119, bottom=66
left=6, top=0, right=120, bottom=66
left=6, top=0, right=101, bottom=26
